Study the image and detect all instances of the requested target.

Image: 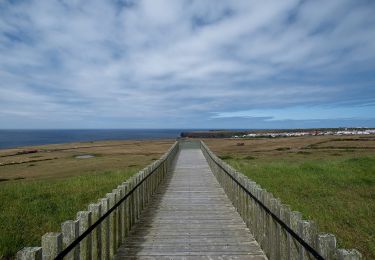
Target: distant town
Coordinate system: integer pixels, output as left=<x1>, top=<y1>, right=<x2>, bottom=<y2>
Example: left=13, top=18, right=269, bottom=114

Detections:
left=232, top=128, right=375, bottom=139
left=180, top=128, right=375, bottom=139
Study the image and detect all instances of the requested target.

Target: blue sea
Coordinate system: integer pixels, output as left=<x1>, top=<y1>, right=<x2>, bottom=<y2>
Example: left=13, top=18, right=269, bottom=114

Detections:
left=0, top=129, right=186, bottom=149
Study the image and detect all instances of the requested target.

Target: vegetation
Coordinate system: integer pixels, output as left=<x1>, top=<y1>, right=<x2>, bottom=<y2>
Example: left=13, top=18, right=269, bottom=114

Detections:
left=205, top=135, right=375, bottom=259
left=0, top=140, right=173, bottom=259
left=0, top=169, right=137, bottom=258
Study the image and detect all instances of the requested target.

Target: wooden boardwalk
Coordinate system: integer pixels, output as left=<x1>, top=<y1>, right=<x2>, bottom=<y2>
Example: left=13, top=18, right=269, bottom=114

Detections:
left=115, top=147, right=267, bottom=259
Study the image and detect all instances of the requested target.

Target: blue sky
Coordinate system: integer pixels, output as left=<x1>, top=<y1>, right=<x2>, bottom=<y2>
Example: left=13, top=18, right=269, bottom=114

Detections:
left=0, top=0, right=374, bottom=129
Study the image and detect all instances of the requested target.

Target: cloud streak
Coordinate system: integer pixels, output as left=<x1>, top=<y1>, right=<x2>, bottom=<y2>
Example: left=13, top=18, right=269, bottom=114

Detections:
left=0, top=0, right=374, bottom=128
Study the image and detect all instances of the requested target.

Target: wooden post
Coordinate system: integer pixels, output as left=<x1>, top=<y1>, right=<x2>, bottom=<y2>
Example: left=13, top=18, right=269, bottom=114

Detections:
left=137, top=174, right=142, bottom=220
left=290, top=211, right=302, bottom=260
left=260, top=190, right=269, bottom=252
left=113, top=188, right=122, bottom=248
left=298, top=220, right=317, bottom=260
left=106, top=192, right=117, bottom=259
left=99, top=198, right=110, bottom=260
left=130, top=179, right=136, bottom=226
left=280, top=204, right=291, bottom=260
left=122, top=182, right=130, bottom=237
left=235, top=172, right=240, bottom=210
left=61, top=220, right=79, bottom=260
left=269, top=198, right=280, bottom=259
left=151, top=167, right=155, bottom=194
left=317, top=233, right=336, bottom=259
left=133, top=176, right=138, bottom=223
left=16, top=247, right=42, bottom=260
left=248, top=182, right=256, bottom=233
left=88, top=203, right=102, bottom=260
left=140, top=171, right=145, bottom=211
left=118, top=184, right=127, bottom=242
left=241, top=176, right=246, bottom=219
left=76, top=211, right=92, bottom=260
left=255, top=187, right=263, bottom=243
left=41, top=232, right=62, bottom=260
left=138, top=174, right=142, bottom=217
left=238, top=175, right=243, bottom=217
left=133, top=176, right=138, bottom=224
left=147, top=169, right=151, bottom=201
left=259, top=191, right=270, bottom=257
left=244, top=180, right=251, bottom=229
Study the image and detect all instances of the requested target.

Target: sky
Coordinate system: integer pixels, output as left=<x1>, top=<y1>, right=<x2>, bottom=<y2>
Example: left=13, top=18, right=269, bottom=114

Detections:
left=0, top=0, right=375, bottom=129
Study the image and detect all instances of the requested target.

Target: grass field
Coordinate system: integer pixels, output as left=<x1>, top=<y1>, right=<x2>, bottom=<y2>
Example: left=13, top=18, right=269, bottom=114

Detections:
left=204, top=135, right=375, bottom=259
left=0, top=140, right=174, bottom=259
left=1, top=136, right=374, bottom=258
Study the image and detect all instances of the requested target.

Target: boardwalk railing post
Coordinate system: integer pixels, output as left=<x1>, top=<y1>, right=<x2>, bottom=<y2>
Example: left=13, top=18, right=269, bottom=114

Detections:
left=254, top=186, right=262, bottom=244
left=113, top=188, right=122, bottom=248
left=317, top=233, right=336, bottom=259
left=122, top=182, right=130, bottom=237
left=88, top=203, right=102, bottom=260
left=118, top=184, right=126, bottom=243
left=61, top=220, right=79, bottom=260
left=280, top=204, right=291, bottom=260
left=298, top=220, right=317, bottom=259
left=270, top=198, right=280, bottom=259
left=290, top=211, right=302, bottom=259
left=99, top=197, right=110, bottom=260
left=106, top=192, right=116, bottom=259
left=134, top=176, right=139, bottom=222
left=137, top=173, right=142, bottom=217
left=262, top=192, right=271, bottom=256
left=260, top=190, right=267, bottom=251
left=41, top=232, right=62, bottom=260
left=141, top=171, right=146, bottom=211
left=77, top=211, right=92, bottom=260
left=248, top=182, right=256, bottom=235
left=129, top=178, right=134, bottom=227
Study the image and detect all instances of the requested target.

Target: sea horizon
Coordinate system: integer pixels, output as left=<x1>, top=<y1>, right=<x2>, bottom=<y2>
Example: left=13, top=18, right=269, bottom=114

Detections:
left=0, top=128, right=259, bottom=149
left=1, top=127, right=373, bottom=150
left=0, top=129, right=189, bottom=149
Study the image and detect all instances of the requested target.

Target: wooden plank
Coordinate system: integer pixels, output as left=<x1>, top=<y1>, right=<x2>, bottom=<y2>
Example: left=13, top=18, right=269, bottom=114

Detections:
left=114, top=256, right=266, bottom=260
left=114, top=148, right=267, bottom=259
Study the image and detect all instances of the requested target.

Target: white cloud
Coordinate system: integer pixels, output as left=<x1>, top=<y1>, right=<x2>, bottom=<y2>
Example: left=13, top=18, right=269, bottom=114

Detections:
left=213, top=105, right=375, bottom=121
left=0, top=0, right=374, bottom=128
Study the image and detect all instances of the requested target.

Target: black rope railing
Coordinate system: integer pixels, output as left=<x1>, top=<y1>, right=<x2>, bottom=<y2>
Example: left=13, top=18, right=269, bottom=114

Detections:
left=201, top=142, right=325, bottom=260
left=55, top=145, right=177, bottom=259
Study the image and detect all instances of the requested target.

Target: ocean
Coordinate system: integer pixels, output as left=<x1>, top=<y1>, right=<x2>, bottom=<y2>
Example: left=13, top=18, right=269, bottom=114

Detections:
left=0, top=129, right=185, bottom=149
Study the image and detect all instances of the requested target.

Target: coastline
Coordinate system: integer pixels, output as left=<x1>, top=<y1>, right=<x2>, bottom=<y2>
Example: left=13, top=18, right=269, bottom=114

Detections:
left=0, top=129, right=183, bottom=149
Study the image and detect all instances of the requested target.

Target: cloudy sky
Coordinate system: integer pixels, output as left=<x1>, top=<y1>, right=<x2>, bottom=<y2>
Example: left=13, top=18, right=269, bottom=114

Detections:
left=0, top=0, right=374, bottom=129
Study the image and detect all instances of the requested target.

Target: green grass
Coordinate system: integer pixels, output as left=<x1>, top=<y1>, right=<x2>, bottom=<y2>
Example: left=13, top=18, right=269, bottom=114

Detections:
left=225, top=155, right=375, bottom=259
left=0, top=169, right=139, bottom=258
